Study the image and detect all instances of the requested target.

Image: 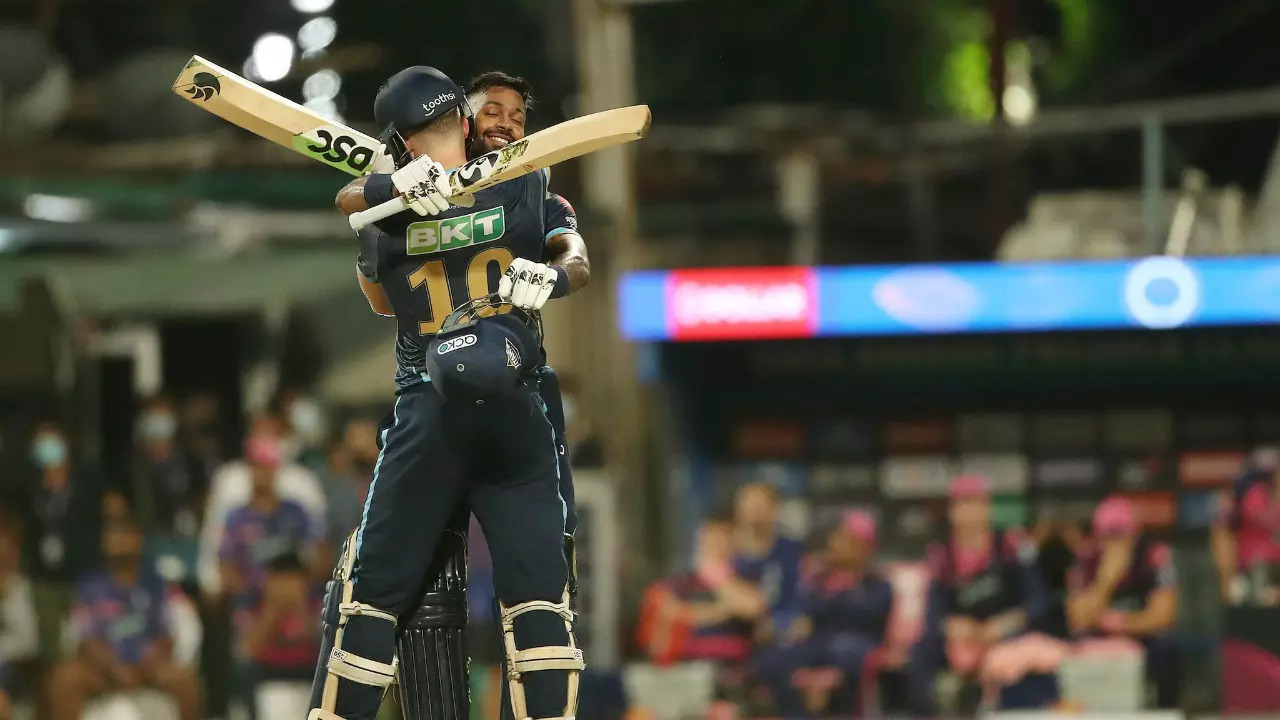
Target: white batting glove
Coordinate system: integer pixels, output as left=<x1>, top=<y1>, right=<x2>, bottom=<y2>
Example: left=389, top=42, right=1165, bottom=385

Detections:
left=391, top=154, right=451, bottom=217
left=498, top=258, right=557, bottom=311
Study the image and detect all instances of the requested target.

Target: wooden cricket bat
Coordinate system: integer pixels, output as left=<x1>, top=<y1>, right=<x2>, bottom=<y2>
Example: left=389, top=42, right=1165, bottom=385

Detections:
left=347, top=103, right=651, bottom=230
left=172, top=55, right=652, bottom=230
left=172, top=55, right=392, bottom=177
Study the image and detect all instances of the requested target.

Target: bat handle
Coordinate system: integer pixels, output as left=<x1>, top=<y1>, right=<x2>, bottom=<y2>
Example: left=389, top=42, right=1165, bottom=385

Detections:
left=348, top=196, right=409, bottom=231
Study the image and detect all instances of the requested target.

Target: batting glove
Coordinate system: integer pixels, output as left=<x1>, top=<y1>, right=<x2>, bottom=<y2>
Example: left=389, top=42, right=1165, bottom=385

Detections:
left=391, top=153, right=452, bottom=217
left=499, top=258, right=558, bottom=310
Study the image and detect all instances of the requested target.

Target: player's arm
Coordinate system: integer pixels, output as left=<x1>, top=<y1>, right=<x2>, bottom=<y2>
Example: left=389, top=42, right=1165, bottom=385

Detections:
left=335, top=175, right=397, bottom=215
left=355, top=225, right=395, bottom=317
left=542, top=193, right=590, bottom=295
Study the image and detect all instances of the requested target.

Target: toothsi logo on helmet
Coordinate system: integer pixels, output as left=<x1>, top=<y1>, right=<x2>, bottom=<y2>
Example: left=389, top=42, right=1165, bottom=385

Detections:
left=422, top=91, right=457, bottom=117
left=436, top=334, right=477, bottom=355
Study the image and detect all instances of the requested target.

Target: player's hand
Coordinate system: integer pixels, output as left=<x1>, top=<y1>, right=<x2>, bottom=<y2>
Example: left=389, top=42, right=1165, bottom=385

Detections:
left=391, top=154, right=452, bottom=217
left=498, top=258, right=557, bottom=310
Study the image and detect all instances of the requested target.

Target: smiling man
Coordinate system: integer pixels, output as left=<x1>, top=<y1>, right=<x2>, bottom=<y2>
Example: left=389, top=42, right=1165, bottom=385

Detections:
left=326, top=69, right=589, bottom=720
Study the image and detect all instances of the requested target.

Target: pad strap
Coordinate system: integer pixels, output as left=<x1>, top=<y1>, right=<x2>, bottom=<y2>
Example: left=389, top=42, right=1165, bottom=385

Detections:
left=338, top=602, right=399, bottom=625
left=501, top=598, right=574, bottom=624
left=329, top=647, right=398, bottom=687
left=511, top=646, right=586, bottom=674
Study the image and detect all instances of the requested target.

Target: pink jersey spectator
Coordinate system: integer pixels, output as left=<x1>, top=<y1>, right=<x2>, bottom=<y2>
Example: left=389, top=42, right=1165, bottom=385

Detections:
left=1237, top=484, right=1280, bottom=567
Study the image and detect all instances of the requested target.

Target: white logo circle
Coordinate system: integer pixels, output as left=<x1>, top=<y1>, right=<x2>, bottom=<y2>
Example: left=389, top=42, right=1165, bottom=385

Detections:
left=437, top=333, right=477, bottom=355
left=1123, top=257, right=1200, bottom=329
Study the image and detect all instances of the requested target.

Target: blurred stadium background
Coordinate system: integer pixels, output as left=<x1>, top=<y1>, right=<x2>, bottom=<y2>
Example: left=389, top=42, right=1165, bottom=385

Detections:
left=5, top=0, right=1280, bottom=719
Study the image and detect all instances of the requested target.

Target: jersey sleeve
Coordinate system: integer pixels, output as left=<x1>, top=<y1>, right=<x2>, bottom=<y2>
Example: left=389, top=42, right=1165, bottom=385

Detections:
left=543, top=194, right=579, bottom=242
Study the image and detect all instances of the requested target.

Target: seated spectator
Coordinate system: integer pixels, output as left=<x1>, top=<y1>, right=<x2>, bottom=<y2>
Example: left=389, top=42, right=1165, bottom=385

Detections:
left=219, top=444, right=323, bottom=641
left=131, top=394, right=208, bottom=538
left=313, top=419, right=379, bottom=552
left=637, top=516, right=766, bottom=666
left=199, top=415, right=326, bottom=599
left=1216, top=452, right=1280, bottom=604
left=16, top=420, right=103, bottom=664
left=1067, top=495, right=1179, bottom=708
left=1030, top=519, right=1087, bottom=638
left=242, top=553, right=320, bottom=690
left=0, top=519, right=38, bottom=720
left=757, top=510, right=892, bottom=716
left=731, top=483, right=803, bottom=634
left=48, top=498, right=199, bottom=720
left=277, top=391, right=329, bottom=476
left=909, top=475, right=1051, bottom=713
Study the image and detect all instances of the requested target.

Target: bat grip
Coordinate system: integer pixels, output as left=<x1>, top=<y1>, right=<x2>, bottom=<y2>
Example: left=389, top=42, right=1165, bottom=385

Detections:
left=348, top=196, right=409, bottom=231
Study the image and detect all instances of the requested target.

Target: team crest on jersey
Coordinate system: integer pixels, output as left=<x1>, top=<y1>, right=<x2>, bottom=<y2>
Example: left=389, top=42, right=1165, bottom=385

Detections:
left=407, top=207, right=506, bottom=255
left=504, top=337, right=521, bottom=369
left=437, top=334, right=477, bottom=355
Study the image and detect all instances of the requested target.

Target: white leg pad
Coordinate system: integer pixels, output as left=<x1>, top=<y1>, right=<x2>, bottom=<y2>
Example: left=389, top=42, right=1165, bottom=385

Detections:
left=500, top=589, right=584, bottom=720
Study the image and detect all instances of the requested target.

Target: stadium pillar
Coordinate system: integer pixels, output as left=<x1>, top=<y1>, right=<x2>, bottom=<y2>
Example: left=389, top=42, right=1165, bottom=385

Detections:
left=571, top=0, right=652, bottom=566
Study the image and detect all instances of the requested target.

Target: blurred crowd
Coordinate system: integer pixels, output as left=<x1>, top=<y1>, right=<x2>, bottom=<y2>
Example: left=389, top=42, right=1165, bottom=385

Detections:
left=0, top=382, right=603, bottom=720
left=7, top=386, right=1280, bottom=719
left=0, top=393, right=399, bottom=720
left=635, top=477, right=1197, bottom=717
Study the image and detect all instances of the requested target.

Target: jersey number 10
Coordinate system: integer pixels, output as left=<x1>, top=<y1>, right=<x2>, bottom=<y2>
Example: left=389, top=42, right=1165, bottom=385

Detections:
left=407, top=247, right=514, bottom=335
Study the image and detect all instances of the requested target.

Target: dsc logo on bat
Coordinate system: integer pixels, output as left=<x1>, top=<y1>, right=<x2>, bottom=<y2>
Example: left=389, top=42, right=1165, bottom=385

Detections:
left=293, top=126, right=377, bottom=174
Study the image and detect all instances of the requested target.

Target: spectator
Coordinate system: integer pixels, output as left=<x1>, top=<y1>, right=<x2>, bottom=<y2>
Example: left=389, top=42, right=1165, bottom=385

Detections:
left=47, top=497, right=199, bottom=720
left=0, top=518, right=38, bottom=720
left=313, top=418, right=379, bottom=552
left=218, top=438, right=324, bottom=631
left=1216, top=451, right=1280, bottom=604
left=242, top=554, right=320, bottom=690
left=131, top=394, right=208, bottom=538
left=1067, top=495, right=1179, bottom=708
left=177, top=391, right=224, bottom=480
left=342, top=417, right=380, bottom=509
left=198, top=414, right=326, bottom=599
left=15, top=420, right=102, bottom=664
left=1030, top=519, right=1086, bottom=638
left=757, top=510, right=893, bottom=716
left=637, top=515, right=766, bottom=666
left=278, top=391, right=329, bottom=476
left=909, top=475, right=1050, bottom=713
left=731, top=483, right=803, bottom=633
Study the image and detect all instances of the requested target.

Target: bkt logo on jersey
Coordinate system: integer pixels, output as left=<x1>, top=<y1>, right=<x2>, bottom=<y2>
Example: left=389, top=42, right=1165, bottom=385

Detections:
left=437, top=334, right=477, bottom=355
left=407, top=207, right=506, bottom=255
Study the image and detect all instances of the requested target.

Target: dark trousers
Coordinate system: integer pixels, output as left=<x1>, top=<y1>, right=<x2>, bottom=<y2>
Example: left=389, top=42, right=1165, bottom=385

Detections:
left=316, top=379, right=571, bottom=720
left=1144, top=634, right=1180, bottom=709
left=535, top=366, right=576, bottom=536
left=756, top=633, right=878, bottom=716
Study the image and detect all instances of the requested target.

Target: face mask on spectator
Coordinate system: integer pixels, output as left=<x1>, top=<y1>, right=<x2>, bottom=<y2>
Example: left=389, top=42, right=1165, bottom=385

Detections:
left=31, top=436, right=66, bottom=468
left=139, top=412, right=177, bottom=441
left=289, top=399, right=325, bottom=445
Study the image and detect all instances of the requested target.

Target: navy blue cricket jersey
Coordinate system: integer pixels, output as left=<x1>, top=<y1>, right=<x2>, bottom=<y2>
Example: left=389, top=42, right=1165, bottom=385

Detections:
left=358, top=170, right=578, bottom=391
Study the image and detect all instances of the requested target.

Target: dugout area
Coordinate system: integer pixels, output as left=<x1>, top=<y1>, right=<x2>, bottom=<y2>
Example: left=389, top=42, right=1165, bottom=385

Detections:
left=640, top=326, right=1280, bottom=709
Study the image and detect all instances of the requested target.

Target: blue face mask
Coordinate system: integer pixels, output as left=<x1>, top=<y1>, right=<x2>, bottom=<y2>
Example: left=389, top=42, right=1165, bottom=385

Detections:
left=31, top=436, right=66, bottom=469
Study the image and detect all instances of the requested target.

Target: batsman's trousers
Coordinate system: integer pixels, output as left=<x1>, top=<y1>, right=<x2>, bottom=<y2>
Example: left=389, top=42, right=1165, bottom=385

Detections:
left=308, top=378, right=578, bottom=720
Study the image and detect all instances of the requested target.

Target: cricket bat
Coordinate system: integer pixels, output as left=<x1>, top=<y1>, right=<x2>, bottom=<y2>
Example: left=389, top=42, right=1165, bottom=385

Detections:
left=347, top=104, right=651, bottom=230
left=172, top=54, right=652, bottom=230
left=172, top=55, right=392, bottom=176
